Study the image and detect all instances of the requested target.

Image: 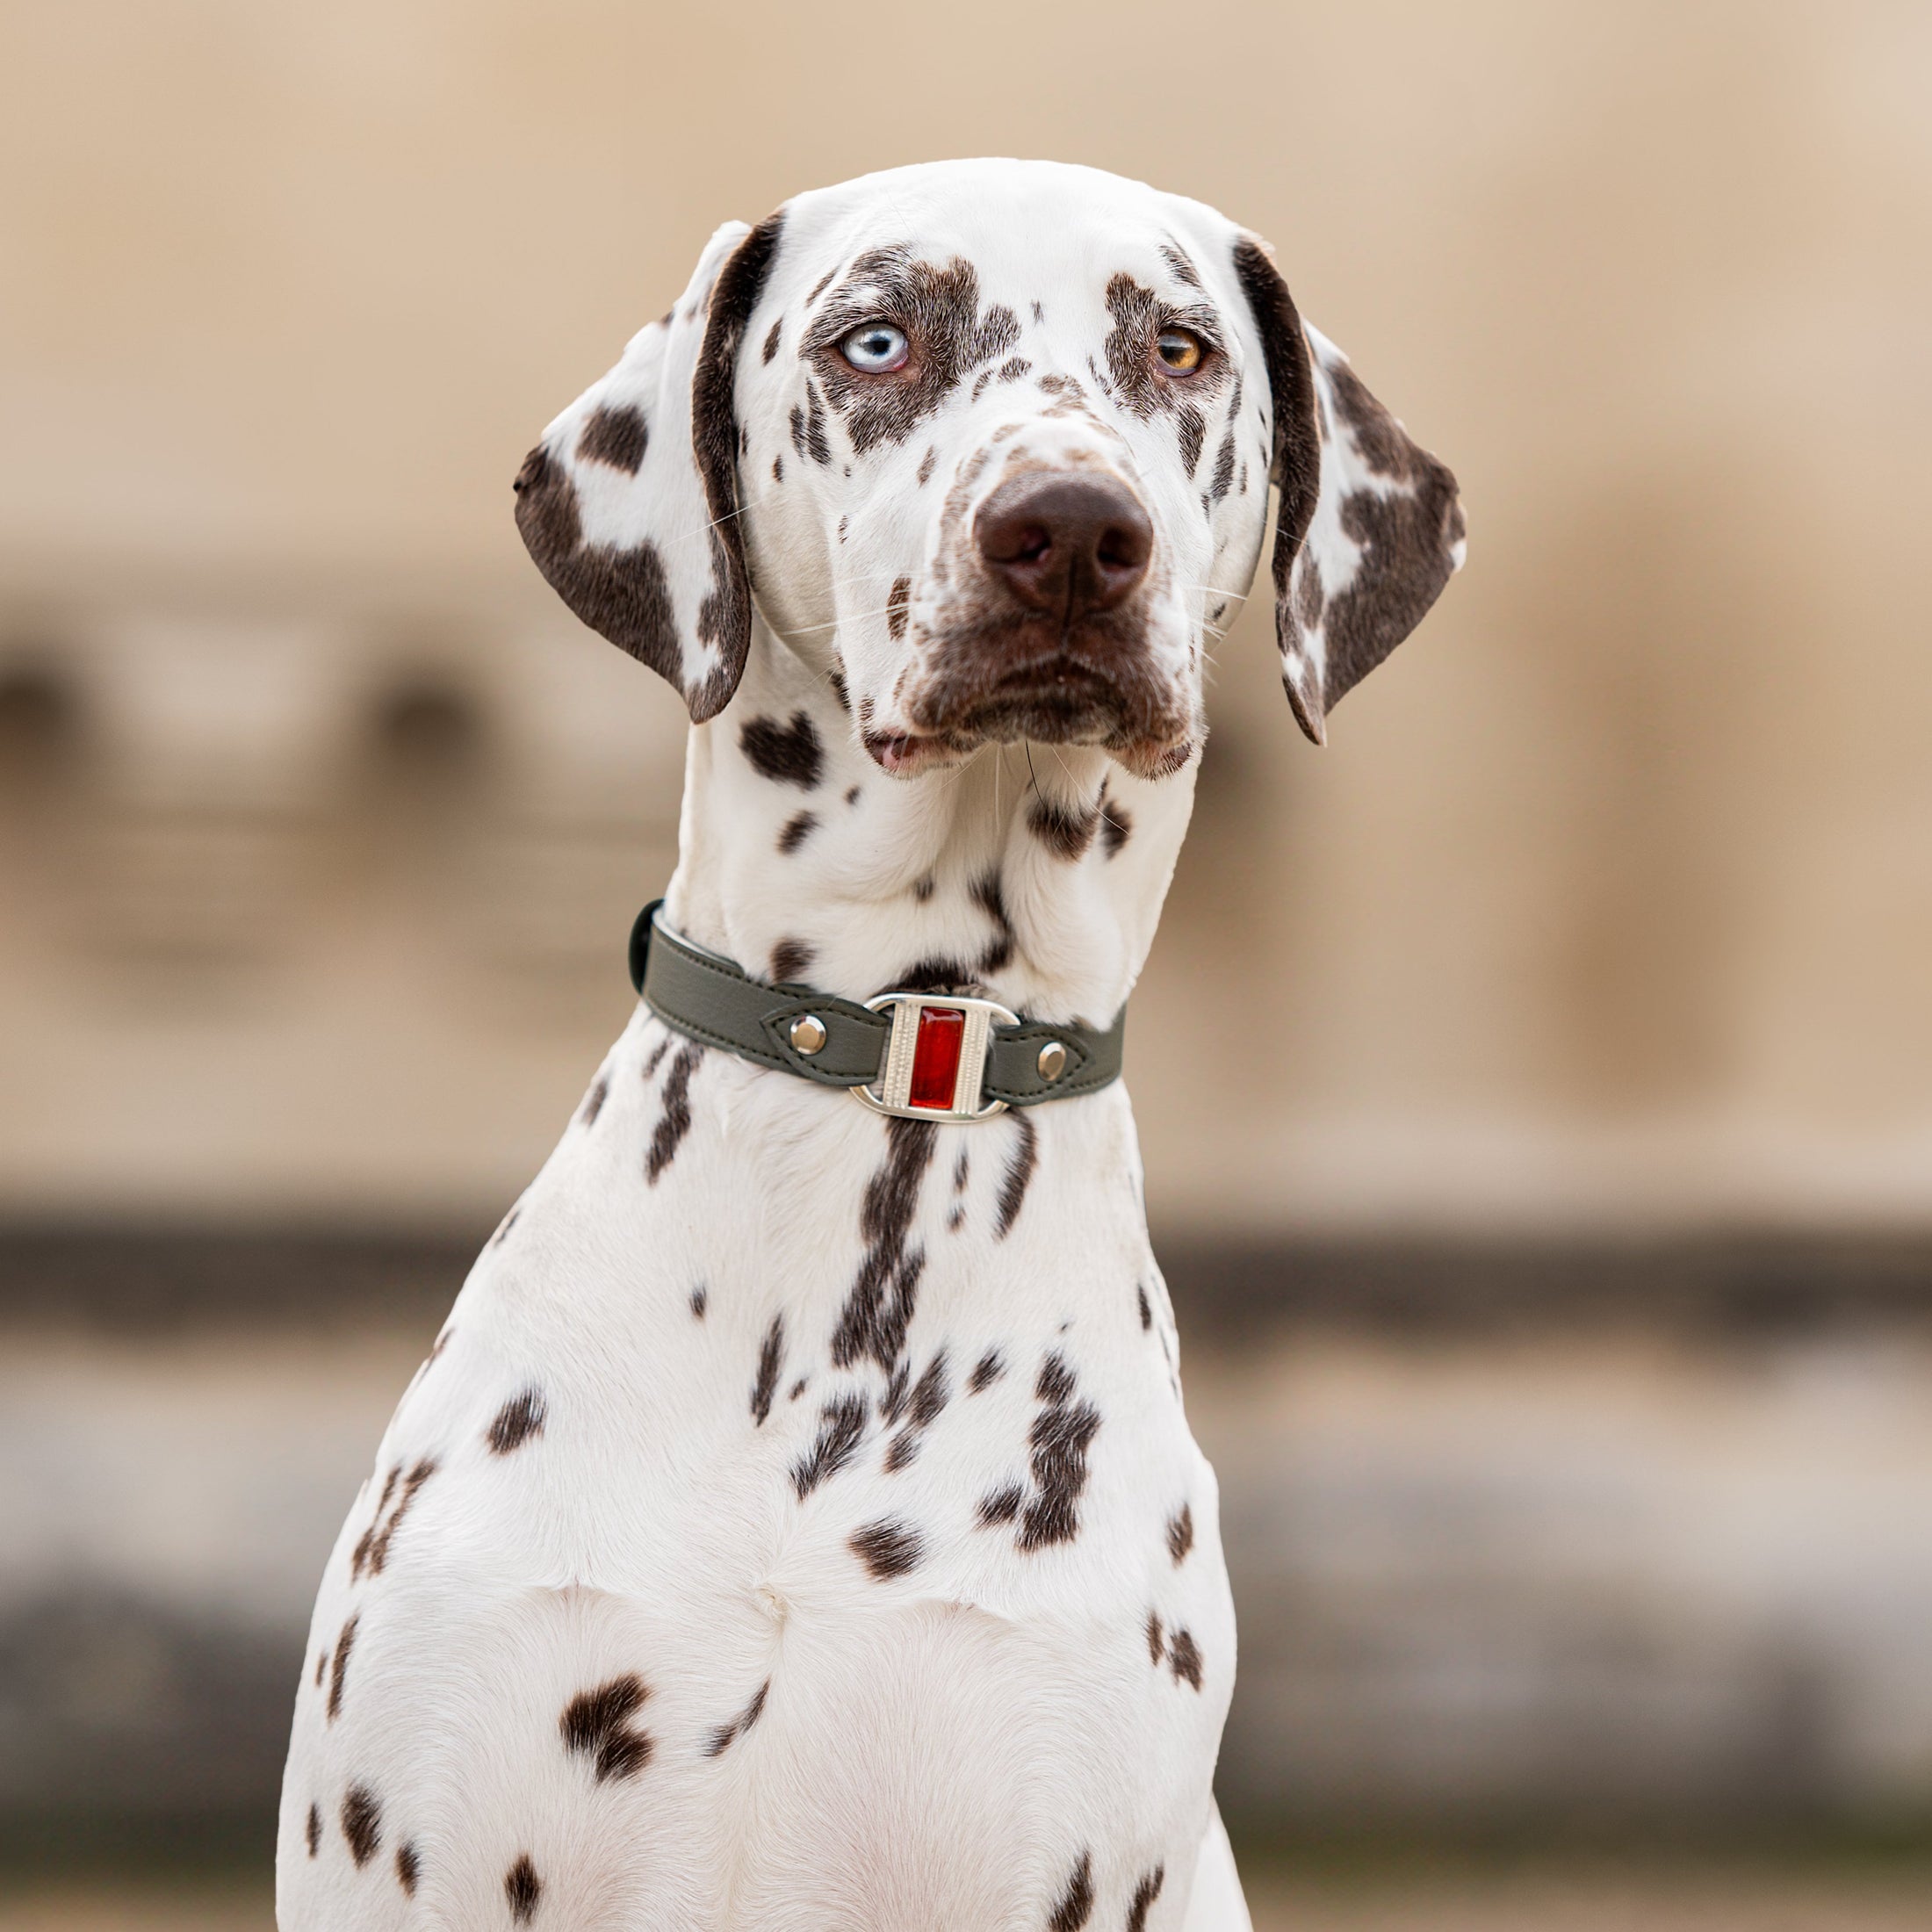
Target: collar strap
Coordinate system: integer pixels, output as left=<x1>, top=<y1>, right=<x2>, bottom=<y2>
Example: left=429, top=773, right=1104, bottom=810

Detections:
left=629, top=900, right=1124, bottom=1122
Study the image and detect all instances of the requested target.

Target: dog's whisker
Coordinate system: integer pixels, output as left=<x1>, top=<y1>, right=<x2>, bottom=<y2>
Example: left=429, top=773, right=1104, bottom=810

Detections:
left=774, top=602, right=909, bottom=638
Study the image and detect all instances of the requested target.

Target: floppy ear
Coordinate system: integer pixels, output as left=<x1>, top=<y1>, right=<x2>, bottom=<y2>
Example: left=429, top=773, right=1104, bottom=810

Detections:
left=1233, top=238, right=1466, bottom=746
left=514, top=214, right=783, bottom=722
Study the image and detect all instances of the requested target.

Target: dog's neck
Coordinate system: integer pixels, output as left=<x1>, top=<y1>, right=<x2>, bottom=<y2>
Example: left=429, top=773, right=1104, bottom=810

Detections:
left=662, top=624, right=1197, bottom=1027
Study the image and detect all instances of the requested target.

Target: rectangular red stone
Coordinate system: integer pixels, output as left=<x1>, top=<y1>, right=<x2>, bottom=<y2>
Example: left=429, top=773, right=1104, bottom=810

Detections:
left=908, top=1006, right=965, bottom=1110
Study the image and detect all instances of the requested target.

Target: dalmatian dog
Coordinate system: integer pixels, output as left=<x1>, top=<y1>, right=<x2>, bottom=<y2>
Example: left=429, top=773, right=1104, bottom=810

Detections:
left=278, top=158, right=1461, bottom=1930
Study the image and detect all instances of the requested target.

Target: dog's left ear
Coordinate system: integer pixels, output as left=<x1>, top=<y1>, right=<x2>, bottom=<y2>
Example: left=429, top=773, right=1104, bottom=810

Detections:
left=1233, top=237, right=1466, bottom=746
left=514, top=214, right=783, bottom=722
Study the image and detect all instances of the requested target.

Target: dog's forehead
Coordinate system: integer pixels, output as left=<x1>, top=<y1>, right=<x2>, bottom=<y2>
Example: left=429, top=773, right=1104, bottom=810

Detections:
left=771, top=160, right=1240, bottom=315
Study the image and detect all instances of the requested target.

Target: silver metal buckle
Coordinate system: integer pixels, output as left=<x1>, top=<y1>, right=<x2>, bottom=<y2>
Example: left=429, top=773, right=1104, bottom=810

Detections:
left=852, top=991, right=1018, bottom=1122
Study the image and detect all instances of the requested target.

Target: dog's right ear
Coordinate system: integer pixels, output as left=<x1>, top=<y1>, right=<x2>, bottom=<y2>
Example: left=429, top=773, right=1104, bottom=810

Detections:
left=514, top=214, right=783, bottom=723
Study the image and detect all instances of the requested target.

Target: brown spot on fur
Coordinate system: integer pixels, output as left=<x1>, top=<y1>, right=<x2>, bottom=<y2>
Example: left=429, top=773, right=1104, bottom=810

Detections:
left=313, top=1650, right=325, bottom=1689
left=505, top=1853, right=543, bottom=1921
left=705, top=1677, right=770, bottom=1756
left=1208, top=418, right=1237, bottom=502
left=997, top=357, right=1031, bottom=382
left=886, top=576, right=911, bottom=639
left=1018, top=1353, right=1100, bottom=1552
left=690, top=1285, right=707, bottom=1319
left=578, top=1073, right=609, bottom=1127
left=1169, top=1627, right=1203, bottom=1689
left=576, top=402, right=648, bottom=474
left=792, top=1391, right=869, bottom=1496
left=1167, top=1502, right=1194, bottom=1565
left=1049, top=1851, right=1094, bottom=1931
left=326, top=1613, right=357, bottom=1722
left=1127, top=1865, right=1165, bottom=1931
left=350, top=1456, right=436, bottom=1581
left=769, top=937, right=814, bottom=984
left=917, top=445, right=937, bottom=486
left=994, top=1112, right=1037, bottom=1240
left=771, top=453, right=782, bottom=483
left=1177, top=402, right=1206, bottom=476
left=777, top=810, right=818, bottom=854
left=789, top=381, right=833, bottom=465
left=487, top=1388, right=546, bottom=1454
left=978, top=1481, right=1024, bottom=1526
left=739, top=710, right=824, bottom=788
left=971, top=871, right=1013, bottom=974
left=305, top=1802, right=321, bottom=1856
left=561, top=1674, right=653, bottom=1783
left=1136, top=1284, right=1152, bottom=1330
left=883, top=1349, right=949, bottom=1468
left=396, top=1841, right=420, bottom=1895
left=340, top=1784, right=382, bottom=1866
left=805, top=266, right=837, bottom=306
left=1026, top=794, right=1099, bottom=861
left=752, top=1314, right=784, bottom=1425
left=1147, top=1611, right=1164, bottom=1662
left=969, top=1347, right=1003, bottom=1392
left=644, top=1034, right=672, bottom=1078
left=849, top=1517, right=924, bottom=1578
left=1161, top=241, right=1203, bottom=287
left=829, top=1115, right=936, bottom=1373
left=761, top=317, right=782, bottom=364
left=645, top=1042, right=703, bottom=1184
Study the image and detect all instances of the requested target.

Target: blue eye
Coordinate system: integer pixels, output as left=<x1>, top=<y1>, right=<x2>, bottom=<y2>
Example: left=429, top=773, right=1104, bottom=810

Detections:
left=840, top=322, right=909, bottom=372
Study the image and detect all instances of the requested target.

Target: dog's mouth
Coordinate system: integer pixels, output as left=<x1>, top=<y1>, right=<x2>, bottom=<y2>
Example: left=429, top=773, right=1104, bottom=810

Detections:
left=869, top=623, right=1194, bottom=778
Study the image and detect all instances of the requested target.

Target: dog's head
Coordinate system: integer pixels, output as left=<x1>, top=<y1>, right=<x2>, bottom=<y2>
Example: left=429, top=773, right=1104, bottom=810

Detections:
left=515, top=161, right=1463, bottom=776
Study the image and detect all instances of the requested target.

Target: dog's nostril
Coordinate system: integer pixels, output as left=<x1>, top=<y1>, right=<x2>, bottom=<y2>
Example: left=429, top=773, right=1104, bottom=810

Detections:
left=983, top=520, right=1052, bottom=566
left=1097, top=523, right=1150, bottom=573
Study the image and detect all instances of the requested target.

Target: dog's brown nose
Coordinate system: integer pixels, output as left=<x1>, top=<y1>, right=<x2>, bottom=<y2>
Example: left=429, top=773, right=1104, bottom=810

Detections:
left=974, top=473, right=1153, bottom=620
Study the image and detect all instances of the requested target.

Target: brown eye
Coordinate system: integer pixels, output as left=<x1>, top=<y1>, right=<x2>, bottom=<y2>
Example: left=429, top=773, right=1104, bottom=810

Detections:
left=1157, top=328, right=1205, bottom=374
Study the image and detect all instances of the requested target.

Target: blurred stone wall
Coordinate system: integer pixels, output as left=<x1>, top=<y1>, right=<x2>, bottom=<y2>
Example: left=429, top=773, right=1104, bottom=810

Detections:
left=2, top=1, right=1930, bottom=1234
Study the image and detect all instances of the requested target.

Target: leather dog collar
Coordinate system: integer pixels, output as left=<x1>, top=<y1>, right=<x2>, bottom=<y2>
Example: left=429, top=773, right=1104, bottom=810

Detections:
left=629, top=901, right=1124, bottom=1122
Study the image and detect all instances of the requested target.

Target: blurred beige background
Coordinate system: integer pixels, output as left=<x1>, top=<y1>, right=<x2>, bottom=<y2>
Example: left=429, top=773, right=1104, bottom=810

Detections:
left=4, top=0, right=1929, bottom=1232
left=3, top=0, right=1931, bottom=1923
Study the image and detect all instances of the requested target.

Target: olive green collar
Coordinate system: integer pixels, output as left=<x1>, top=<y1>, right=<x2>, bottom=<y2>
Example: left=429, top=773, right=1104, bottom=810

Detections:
left=629, top=900, right=1124, bottom=1122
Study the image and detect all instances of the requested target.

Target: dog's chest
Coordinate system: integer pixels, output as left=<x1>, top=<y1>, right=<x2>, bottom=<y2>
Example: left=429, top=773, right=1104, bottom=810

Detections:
left=278, top=1008, right=1234, bottom=1928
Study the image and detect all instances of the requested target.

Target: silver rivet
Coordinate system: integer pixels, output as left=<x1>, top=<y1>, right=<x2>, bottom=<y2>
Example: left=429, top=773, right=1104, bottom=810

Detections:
left=1037, top=1040, right=1068, bottom=1082
left=789, top=1014, right=828, bottom=1056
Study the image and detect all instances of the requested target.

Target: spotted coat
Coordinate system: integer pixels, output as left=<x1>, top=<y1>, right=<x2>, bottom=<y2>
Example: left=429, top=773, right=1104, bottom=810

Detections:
left=281, top=156, right=1460, bottom=1932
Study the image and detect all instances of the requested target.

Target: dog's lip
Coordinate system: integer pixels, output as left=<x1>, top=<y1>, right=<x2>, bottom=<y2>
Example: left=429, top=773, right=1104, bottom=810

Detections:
left=863, top=731, right=930, bottom=775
